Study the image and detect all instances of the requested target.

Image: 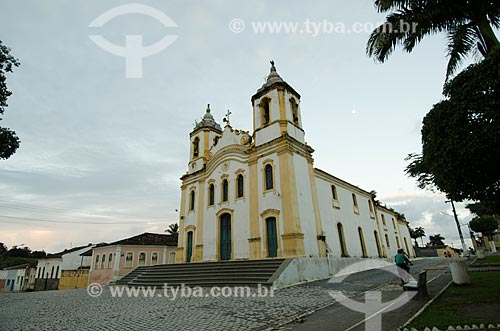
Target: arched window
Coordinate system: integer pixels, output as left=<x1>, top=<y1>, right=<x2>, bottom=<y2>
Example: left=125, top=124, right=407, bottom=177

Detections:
left=385, top=234, right=390, bottom=247
left=260, top=98, right=271, bottom=126
left=374, top=231, right=382, bottom=257
left=50, top=266, right=54, bottom=278
left=189, top=190, right=195, bottom=211
left=208, top=184, right=215, bottom=206
left=138, top=252, right=146, bottom=267
left=237, top=174, right=244, bottom=198
left=368, top=200, right=374, bottom=212
left=358, top=227, right=367, bottom=257
left=265, top=164, right=274, bottom=190
left=101, top=254, right=106, bottom=269
left=381, top=214, right=386, bottom=226
left=290, top=98, right=299, bottom=125
left=352, top=193, right=358, bottom=207
left=95, top=255, right=100, bottom=269
left=125, top=252, right=133, bottom=268
left=337, top=223, right=348, bottom=257
left=108, top=253, right=113, bottom=268
left=55, top=266, right=59, bottom=279
left=151, top=252, right=158, bottom=265
left=331, top=185, right=338, bottom=200
left=192, top=137, right=199, bottom=158
left=222, top=179, right=229, bottom=202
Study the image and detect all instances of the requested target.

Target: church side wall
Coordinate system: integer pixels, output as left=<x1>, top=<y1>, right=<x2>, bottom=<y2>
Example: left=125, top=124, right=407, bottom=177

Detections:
left=293, top=154, right=319, bottom=257
left=315, top=176, right=380, bottom=259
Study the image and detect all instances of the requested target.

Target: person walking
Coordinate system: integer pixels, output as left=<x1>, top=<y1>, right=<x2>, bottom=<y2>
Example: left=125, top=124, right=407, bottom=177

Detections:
left=395, top=248, right=413, bottom=285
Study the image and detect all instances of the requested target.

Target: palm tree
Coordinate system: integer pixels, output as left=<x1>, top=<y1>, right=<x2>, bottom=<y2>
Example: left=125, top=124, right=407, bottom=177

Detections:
left=366, top=0, right=500, bottom=78
left=429, top=234, right=445, bottom=246
left=166, top=223, right=179, bottom=239
left=414, top=227, right=426, bottom=247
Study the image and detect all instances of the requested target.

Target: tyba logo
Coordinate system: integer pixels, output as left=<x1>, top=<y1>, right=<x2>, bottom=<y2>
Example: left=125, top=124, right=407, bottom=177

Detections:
left=89, top=3, right=178, bottom=78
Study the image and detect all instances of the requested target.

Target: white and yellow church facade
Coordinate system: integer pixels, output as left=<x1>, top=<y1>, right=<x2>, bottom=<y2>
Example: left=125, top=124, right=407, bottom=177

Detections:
left=176, top=62, right=414, bottom=264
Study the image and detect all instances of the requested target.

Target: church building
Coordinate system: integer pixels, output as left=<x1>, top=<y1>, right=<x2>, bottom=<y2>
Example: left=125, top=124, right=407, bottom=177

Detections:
left=175, top=62, right=414, bottom=264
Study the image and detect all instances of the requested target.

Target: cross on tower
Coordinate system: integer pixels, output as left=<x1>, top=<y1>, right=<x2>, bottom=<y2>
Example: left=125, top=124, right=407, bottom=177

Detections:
left=223, top=109, right=232, bottom=126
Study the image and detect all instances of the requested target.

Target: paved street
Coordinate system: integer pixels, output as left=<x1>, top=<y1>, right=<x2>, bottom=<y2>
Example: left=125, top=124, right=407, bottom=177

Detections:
left=0, top=258, right=447, bottom=331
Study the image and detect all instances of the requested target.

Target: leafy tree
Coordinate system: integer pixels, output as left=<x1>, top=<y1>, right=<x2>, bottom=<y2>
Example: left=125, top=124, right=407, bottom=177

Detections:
left=429, top=234, right=445, bottom=246
left=406, top=46, right=500, bottom=203
left=467, top=198, right=500, bottom=219
left=0, top=242, right=7, bottom=256
left=470, top=215, right=499, bottom=239
left=30, top=250, right=46, bottom=259
left=0, top=40, right=20, bottom=160
left=366, top=0, right=500, bottom=78
left=166, top=223, right=179, bottom=239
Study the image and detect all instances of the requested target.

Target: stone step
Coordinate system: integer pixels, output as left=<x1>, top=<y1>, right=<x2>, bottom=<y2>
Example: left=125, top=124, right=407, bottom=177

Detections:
left=118, top=259, right=287, bottom=287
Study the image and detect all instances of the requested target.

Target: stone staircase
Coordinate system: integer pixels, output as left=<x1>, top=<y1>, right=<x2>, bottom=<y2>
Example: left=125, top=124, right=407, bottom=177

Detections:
left=115, top=259, right=288, bottom=287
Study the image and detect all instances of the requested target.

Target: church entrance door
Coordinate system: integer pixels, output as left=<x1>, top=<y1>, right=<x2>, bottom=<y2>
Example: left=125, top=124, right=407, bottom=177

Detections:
left=220, top=213, right=231, bottom=260
left=266, top=217, right=278, bottom=257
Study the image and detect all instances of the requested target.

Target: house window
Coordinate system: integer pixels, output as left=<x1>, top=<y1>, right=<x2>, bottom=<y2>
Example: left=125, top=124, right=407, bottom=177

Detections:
left=95, top=255, right=100, bottom=269
left=192, top=137, right=199, bottom=158
left=385, top=234, right=390, bottom=247
left=55, top=266, right=59, bottom=278
left=125, top=252, right=133, bottom=268
left=331, top=185, right=338, bottom=200
left=189, top=190, right=195, bottom=211
left=222, top=179, right=229, bottom=202
left=208, top=184, right=215, bottom=206
left=381, top=214, right=386, bottom=226
left=392, top=218, right=396, bottom=229
left=108, top=253, right=113, bottom=268
left=337, top=223, right=348, bottom=257
left=368, top=200, right=374, bottom=212
left=152, top=252, right=158, bottom=265
left=396, top=236, right=401, bottom=249
left=169, top=252, right=176, bottom=264
left=260, top=98, right=271, bottom=126
left=138, top=252, right=146, bottom=267
left=37, top=268, right=41, bottom=278
left=50, top=266, right=54, bottom=278
left=237, top=174, right=244, bottom=198
left=265, top=164, right=274, bottom=190
left=352, top=193, right=358, bottom=207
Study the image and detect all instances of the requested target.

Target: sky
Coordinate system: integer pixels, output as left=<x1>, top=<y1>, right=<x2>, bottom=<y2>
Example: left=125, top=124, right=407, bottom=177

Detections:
left=0, top=0, right=486, bottom=253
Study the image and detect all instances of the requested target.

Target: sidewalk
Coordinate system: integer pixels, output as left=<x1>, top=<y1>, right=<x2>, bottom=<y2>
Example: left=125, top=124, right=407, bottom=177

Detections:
left=278, top=262, right=452, bottom=331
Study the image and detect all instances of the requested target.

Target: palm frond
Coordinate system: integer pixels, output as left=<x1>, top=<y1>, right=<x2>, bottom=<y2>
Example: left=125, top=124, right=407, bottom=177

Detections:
left=445, top=24, right=479, bottom=79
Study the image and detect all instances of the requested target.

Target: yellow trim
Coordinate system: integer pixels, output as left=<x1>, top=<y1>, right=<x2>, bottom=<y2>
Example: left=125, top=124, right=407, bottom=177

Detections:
left=278, top=88, right=287, bottom=133
left=337, top=222, right=349, bottom=257
left=308, top=161, right=326, bottom=257
left=248, top=160, right=261, bottom=259
left=216, top=208, right=235, bottom=261
left=176, top=187, right=187, bottom=263
left=195, top=181, right=205, bottom=261
left=278, top=150, right=304, bottom=257
left=358, top=227, right=368, bottom=257
left=260, top=209, right=282, bottom=258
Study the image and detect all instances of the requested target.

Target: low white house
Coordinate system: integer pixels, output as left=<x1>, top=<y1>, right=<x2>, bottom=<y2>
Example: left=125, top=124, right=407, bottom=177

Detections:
left=35, top=244, right=94, bottom=291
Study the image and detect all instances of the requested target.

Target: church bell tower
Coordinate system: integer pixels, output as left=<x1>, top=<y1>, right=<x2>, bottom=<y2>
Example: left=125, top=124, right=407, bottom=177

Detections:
left=251, top=61, right=305, bottom=146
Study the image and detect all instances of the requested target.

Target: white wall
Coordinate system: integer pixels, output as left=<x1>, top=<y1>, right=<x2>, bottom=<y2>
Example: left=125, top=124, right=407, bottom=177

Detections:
left=61, top=246, right=94, bottom=270
left=36, top=258, right=62, bottom=279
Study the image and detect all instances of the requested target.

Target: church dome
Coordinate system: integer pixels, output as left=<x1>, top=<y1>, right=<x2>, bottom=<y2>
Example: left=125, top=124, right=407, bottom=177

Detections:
left=194, top=104, right=222, bottom=131
left=257, top=61, right=285, bottom=93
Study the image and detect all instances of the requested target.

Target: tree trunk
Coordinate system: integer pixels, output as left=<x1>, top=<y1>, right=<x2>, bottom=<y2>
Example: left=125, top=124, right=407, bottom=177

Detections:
left=476, top=16, right=500, bottom=55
